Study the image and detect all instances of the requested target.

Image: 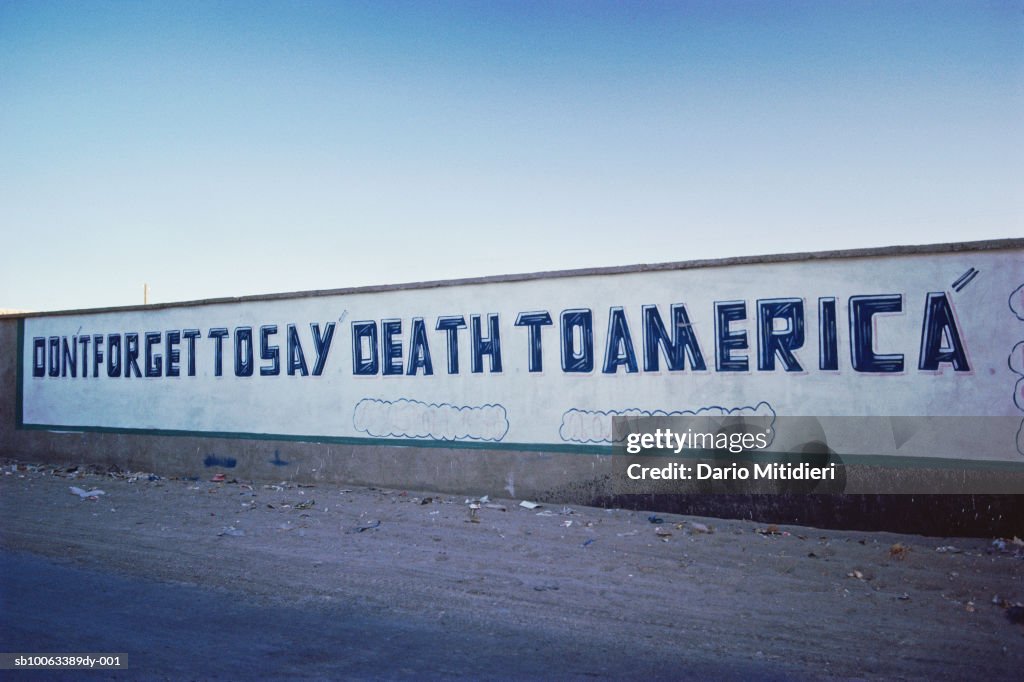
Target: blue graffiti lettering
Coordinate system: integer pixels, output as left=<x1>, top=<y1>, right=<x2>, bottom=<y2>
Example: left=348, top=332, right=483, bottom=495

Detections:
left=208, top=328, right=229, bottom=377
left=234, top=327, right=254, bottom=377
left=714, top=301, right=748, bottom=372
left=407, top=318, right=434, bottom=376
left=352, top=321, right=379, bottom=375
left=603, top=307, right=638, bottom=374
left=849, top=295, right=904, bottom=373
left=436, top=316, right=467, bottom=375
left=182, top=329, right=200, bottom=377
left=203, top=454, right=237, bottom=468
left=310, top=322, right=335, bottom=376
left=382, top=319, right=403, bottom=376
left=818, top=298, right=838, bottom=371
left=514, top=311, right=552, bottom=373
left=78, top=335, right=90, bottom=377
left=260, top=325, right=279, bottom=376
left=471, top=314, right=502, bottom=373
left=757, top=298, right=804, bottom=372
left=165, top=330, right=181, bottom=377
left=107, top=334, right=122, bottom=377
left=125, top=333, right=142, bottom=378
left=286, top=324, right=309, bottom=376
left=919, top=292, right=969, bottom=371
left=642, top=303, right=706, bottom=372
left=92, top=334, right=104, bottom=378
left=144, top=331, right=162, bottom=378
left=561, top=309, right=594, bottom=373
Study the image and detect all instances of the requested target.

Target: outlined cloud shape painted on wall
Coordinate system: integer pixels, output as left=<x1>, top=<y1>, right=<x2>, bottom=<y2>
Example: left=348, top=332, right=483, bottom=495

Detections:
left=1007, top=278, right=1024, bottom=454
left=1009, top=283, right=1024, bottom=322
left=353, top=398, right=509, bottom=442
left=1011, top=341, right=1024, bottom=413
left=1011, top=283, right=1024, bottom=456
left=559, top=401, right=776, bottom=445
left=1010, top=340, right=1024, bottom=456
left=1018, top=414, right=1024, bottom=458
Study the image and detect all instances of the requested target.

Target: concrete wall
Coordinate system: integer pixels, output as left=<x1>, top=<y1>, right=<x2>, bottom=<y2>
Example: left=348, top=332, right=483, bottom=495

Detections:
left=3, top=239, right=1023, bottom=535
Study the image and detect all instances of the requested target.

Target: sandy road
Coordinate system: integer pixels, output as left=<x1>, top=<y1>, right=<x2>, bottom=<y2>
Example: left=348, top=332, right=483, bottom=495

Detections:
left=1, top=459, right=1022, bottom=680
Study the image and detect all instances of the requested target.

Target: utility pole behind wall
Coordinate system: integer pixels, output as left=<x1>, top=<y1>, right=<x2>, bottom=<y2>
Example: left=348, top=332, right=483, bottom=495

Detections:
left=144, top=283, right=149, bottom=305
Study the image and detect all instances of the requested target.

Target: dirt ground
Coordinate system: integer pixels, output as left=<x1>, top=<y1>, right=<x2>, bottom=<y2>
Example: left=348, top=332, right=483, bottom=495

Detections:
left=1, top=458, right=1022, bottom=680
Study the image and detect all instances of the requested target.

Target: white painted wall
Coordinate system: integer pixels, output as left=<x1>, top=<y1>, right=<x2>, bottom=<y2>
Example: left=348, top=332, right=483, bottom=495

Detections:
left=20, top=247, right=1024, bottom=462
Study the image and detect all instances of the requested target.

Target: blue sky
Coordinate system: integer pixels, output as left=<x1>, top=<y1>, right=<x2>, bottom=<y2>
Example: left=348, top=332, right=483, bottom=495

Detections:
left=1, top=1, right=1021, bottom=311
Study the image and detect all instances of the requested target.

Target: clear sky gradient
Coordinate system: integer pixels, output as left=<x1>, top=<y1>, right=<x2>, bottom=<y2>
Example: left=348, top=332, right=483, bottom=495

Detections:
left=1, top=1, right=1021, bottom=312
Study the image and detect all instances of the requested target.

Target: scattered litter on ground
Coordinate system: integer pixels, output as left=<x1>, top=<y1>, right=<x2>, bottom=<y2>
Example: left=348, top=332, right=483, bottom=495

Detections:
left=4, top=455, right=1024, bottom=680
left=354, top=520, right=381, bottom=533
left=124, top=471, right=160, bottom=483
left=210, top=474, right=226, bottom=483
left=988, top=536, right=1024, bottom=558
left=987, top=589, right=1019, bottom=606
left=648, top=515, right=664, bottom=524
left=69, top=486, right=105, bottom=500
left=889, top=543, right=910, bottom=560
